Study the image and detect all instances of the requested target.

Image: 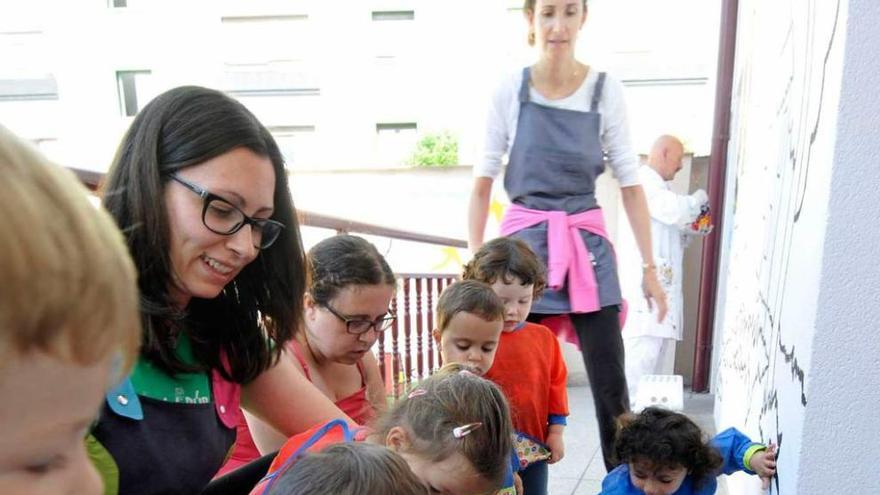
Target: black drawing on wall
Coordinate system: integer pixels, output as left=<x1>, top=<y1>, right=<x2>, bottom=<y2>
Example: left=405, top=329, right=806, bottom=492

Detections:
left=716, top=0, right=841, bottom=492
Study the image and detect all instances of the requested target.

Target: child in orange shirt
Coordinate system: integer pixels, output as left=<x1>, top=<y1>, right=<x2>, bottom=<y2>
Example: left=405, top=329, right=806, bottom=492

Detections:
left=464, top=237, right=569, bottom=495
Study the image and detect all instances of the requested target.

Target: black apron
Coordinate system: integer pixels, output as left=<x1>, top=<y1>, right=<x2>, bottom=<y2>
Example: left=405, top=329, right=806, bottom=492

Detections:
left=90, top=368, right=239, bottom=494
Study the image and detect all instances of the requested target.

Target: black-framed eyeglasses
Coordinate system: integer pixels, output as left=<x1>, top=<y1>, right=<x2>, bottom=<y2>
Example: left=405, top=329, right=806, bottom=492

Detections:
left=168, top=174, right=285, bottom=250
left=321, top=303, right=396, bottom=335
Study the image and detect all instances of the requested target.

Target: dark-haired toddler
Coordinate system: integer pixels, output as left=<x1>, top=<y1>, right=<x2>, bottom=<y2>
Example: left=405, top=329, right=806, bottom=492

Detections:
left=600, top=407, right=777, bottom=494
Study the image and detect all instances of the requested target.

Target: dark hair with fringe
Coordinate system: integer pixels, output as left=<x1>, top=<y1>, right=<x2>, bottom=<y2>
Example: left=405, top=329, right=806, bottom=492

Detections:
left=463, top=237, right=547, bottom=297
left=435, top=280, right=504, bottom=334
left=308, top=235, right=395, bottom=306
left=268, top=442, right=427, bottom=495
left=373, top=363, right=514, bottom=489
left=614, top=407, right=723, bottom=488
left=102, top=85, right=306, bottom=384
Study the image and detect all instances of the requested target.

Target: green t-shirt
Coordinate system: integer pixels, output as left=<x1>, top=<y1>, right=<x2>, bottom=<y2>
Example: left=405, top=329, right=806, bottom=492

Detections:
left=131, top=332, right=212, bottom=403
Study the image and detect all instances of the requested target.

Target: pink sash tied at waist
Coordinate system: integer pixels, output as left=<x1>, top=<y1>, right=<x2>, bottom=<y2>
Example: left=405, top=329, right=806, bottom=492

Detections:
left=500, top=204, right=627, bottom=349
left=500, top=204, right=610, bottom=313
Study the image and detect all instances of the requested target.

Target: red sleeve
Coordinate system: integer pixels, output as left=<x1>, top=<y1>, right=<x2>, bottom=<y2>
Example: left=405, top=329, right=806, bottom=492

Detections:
left=547, top=333, right=569, bottom=418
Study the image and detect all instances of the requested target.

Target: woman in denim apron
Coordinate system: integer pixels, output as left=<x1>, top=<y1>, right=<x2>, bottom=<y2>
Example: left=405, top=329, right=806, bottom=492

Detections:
left=89, top=86, right=351, bottom=494
left=468, top=0, right=669, bottom=480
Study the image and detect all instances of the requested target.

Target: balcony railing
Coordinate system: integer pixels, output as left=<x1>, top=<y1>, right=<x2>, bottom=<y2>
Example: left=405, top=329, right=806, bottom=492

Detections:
left=381, top=274, right=459, bottom=398
left=70, top=167, right=463, bottom=393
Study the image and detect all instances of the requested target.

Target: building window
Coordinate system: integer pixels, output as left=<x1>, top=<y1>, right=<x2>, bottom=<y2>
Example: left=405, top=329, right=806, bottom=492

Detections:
left=107, top=0, right=149, bottom=7
left=376, top=123, right=418, bottom=165
left=371, top=10, right=415, bottom=21
left=270, top=125, right=317, bottom=169
left=620, top=77, right=708, bottom=87
left=376, top=123, right=417, bottom=132
left=221, top=15, right=310, bottom=65
left=0, top=77, right=58, bottom=101
left=223, top=65, right=319, bottom=97
left=116, top=70, right=152, bottom=117
left=0, top=32, right=57, bottom=101
left=371, top=10, right=415, bottom=59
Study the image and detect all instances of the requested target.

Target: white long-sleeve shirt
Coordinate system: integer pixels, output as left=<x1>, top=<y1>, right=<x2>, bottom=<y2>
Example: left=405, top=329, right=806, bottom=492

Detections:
left=474, top=68, right=641, bottom=187
left=641, top=168, right=705, bottom=227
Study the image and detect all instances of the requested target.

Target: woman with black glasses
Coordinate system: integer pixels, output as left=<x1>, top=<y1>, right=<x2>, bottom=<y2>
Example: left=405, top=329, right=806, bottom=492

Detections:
left=219, top=234, right=396, bottom=476
left=89, top=85, right=350, bottom=494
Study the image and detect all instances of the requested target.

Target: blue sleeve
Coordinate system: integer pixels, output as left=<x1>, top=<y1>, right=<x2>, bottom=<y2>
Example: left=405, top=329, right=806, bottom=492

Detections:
left=711, top=427, right=762, bottom=475
left=501, top=465, right=514, bottom=492
left=599, top=465, right=636, bottom=494
left=548, top=414, right=568, bottom=426
left=509, top=447, right=521, bottom=473
left=496, top=449, right=519, bottom=494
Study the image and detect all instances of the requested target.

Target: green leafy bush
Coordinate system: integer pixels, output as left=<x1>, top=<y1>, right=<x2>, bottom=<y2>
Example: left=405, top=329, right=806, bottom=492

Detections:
left=407, top=131, right=458, bottom=167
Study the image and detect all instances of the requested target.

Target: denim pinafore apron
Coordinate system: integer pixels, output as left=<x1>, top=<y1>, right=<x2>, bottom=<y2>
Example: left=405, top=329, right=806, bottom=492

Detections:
left=504, top=67, right=622, bottom=314
left=87, top=359, right=240, bottom=494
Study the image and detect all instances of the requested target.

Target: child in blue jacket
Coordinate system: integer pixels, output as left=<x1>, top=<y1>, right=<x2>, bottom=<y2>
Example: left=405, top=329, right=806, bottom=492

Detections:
left=600, top=407, right=777, bottom=494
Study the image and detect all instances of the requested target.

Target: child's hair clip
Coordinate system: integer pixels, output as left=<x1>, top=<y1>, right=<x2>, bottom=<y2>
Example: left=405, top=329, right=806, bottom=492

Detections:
left=407, top=388, right=427, bottom=399
left=452, top=422, right=483, bottom=439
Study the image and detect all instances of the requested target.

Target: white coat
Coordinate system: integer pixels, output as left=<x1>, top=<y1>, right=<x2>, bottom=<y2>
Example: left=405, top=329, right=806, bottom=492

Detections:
left=618, top=166, right=706, bottom=340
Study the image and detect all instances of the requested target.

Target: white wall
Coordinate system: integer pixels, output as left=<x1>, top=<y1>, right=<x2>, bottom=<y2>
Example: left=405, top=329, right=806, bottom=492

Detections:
left=713, top=0, right=880, bottom=493
left=796, top=0, right=880, bottom=491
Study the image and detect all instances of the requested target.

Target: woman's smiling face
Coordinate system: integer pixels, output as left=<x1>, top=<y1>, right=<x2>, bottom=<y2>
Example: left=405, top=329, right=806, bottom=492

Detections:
left=163, top=147, right=276, bottom=308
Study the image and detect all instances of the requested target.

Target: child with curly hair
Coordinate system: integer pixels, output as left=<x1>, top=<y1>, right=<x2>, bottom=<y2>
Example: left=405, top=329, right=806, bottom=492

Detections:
left=601, top=407, right=777, bottom=494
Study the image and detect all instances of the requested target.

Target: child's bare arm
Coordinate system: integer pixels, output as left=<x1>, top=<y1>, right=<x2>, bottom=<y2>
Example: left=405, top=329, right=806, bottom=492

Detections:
left=749, top=444, right=778, bottom=489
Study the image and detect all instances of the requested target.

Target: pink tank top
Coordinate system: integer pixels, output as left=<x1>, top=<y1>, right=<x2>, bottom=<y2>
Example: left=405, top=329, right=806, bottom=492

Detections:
left=215, top=341, right=374, bottom=477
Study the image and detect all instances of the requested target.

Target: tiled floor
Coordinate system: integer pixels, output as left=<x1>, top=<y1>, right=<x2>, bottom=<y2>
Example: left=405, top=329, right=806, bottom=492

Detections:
left=547, top=387, right=728, bottom=495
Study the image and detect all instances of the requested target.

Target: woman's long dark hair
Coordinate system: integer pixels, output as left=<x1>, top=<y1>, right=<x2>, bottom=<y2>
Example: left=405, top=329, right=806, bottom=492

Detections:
left=102, top=85, right=306, bottom=384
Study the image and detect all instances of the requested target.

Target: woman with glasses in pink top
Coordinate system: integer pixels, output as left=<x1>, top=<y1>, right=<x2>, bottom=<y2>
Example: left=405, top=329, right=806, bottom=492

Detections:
left=219, top=234, right=395, bottom=476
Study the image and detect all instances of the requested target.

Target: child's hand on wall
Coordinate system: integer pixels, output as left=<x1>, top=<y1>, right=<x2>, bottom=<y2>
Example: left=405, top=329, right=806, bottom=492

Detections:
left=750, top=443, right=777, bottom=489
left=546, top=430, right=565, bottom=463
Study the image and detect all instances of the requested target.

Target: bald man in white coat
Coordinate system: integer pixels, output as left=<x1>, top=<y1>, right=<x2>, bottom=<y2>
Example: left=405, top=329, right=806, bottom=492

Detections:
left=618, top=135, right=708, bottom=404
